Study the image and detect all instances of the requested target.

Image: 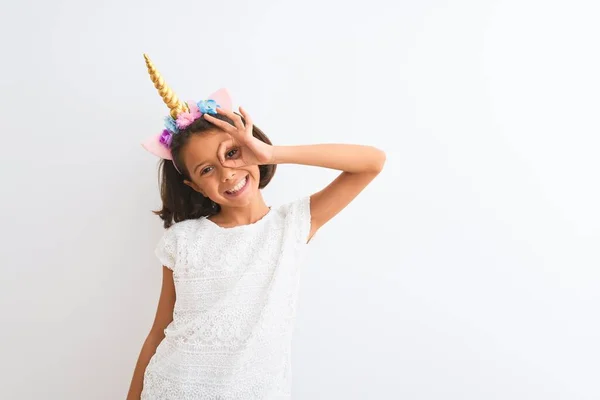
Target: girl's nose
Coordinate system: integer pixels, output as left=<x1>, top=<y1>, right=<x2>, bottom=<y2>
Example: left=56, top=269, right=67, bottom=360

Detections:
left=221, top=167, right=236, bottom=182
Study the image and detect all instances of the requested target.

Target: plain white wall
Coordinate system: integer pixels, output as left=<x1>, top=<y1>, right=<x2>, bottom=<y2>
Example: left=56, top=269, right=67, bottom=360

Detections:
left=1, top=0, right=598, bottom=399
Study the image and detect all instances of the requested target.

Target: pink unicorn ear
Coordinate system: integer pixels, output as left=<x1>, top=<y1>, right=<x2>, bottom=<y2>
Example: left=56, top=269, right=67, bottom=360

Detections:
left=208, top=88, right=233, bottom=111
left=141, top=133, right=173, bottom=160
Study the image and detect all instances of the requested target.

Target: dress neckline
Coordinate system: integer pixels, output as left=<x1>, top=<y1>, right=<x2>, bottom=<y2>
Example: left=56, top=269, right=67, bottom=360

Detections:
left=204, top=207, right=273, bottom=231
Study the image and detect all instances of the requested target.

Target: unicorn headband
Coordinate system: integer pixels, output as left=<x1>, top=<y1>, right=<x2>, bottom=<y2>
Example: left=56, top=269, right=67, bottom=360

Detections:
left=141, top=53, right=233, bottom=173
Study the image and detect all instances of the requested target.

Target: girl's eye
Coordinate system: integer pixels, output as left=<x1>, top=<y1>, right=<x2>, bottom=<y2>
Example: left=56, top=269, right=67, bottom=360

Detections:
left=226, top=148, right=239, bottom=158
left=199, top=149, right=239, bottom=176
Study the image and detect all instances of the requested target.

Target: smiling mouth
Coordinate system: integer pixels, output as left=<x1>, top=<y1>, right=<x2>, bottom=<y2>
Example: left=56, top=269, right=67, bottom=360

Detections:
left=225, top=175, right=249, bottom=195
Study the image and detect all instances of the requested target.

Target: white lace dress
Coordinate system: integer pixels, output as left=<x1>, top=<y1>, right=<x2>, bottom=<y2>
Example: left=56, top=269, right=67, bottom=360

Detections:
left=141, top=196, right=312, bottom=400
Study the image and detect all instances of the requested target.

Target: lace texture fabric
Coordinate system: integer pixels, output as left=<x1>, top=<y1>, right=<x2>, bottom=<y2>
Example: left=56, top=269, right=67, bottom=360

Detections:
left=141, top=196, right=311, bottom=400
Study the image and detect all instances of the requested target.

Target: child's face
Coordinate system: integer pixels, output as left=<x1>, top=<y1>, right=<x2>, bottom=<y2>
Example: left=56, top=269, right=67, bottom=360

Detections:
left=182, top=130, right=260, bottom=208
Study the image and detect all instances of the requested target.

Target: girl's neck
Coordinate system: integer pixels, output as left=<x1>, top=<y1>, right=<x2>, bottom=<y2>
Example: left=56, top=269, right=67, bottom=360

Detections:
left=208, top=193, right=271, bottom=228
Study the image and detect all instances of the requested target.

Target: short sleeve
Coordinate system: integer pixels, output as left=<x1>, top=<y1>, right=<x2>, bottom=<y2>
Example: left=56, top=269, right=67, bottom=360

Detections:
left=154, top=227, right=177, bottom=270
left=286, top=195, right=312, bottom=244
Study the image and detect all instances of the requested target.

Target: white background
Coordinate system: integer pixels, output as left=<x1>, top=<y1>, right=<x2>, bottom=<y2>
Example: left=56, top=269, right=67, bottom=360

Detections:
left=1, top=0, right=599, bottom=399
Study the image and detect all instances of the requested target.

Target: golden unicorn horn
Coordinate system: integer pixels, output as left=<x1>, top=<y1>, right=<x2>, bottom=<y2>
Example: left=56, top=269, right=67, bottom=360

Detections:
left=143, top=53, right=188, bottom=119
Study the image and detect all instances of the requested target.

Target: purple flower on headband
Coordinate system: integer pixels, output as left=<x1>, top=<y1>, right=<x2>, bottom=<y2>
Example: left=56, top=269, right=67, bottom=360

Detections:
left=198, top=99, right=219, bottom=115
left=159, top=129, right=173, bottom=148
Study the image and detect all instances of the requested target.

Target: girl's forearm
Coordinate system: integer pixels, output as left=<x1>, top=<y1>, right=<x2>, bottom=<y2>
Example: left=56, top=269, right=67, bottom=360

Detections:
left=269, top=144, right=386, bottom=173
left=127, top=332, right=164, bottom=399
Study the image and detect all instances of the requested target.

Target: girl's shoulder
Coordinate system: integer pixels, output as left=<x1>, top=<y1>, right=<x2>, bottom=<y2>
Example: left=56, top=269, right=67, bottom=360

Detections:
left=162, top=195, right=310, bottom=240
left=273, top=195, right=312, bottom=244
left=154, top=218, right=204, bottom=270
left=159, top=218, right=204, bottom=243
left=275, top=195, right=311, bottom=220
left=167, top=217, right=202, bottom=233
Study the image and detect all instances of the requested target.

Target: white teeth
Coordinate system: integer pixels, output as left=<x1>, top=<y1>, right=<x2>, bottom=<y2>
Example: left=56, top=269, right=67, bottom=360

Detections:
left=227, top=176, right=247, bottom=194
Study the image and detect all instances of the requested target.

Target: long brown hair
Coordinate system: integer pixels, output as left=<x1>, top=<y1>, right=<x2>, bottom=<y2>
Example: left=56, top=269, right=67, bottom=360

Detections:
left=152, top=113, right=276, bottom=228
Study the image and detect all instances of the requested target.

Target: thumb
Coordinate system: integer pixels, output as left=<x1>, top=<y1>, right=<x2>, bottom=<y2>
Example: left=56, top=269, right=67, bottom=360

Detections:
left=217, top=139, right=235, bottom=165
left=220, top=158, right=239, bottom=168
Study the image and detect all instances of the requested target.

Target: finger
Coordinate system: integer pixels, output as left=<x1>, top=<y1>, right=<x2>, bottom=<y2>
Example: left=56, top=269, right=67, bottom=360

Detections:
left=217, top=139, right=246, bottom=169
left=203, top=113, right=237, bottom=135
left=219, top=152, right=244, bottom=168
left=238, top=106, right=253, bottom=133
left=216, top=107, right=245, bottom=131
left=224, top=158, right=245, bottom=168
left=216, top=138, right=235, bottom=165
left=220, top=159, right=240, bottom=168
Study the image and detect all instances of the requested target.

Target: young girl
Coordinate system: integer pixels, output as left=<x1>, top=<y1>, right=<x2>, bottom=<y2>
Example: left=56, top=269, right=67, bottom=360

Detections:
left=127, top=54, right=386, bottom=400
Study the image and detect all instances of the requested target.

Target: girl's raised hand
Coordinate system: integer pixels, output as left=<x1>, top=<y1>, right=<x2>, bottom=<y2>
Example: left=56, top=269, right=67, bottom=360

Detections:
left=203, top=107, right=274, bottom=168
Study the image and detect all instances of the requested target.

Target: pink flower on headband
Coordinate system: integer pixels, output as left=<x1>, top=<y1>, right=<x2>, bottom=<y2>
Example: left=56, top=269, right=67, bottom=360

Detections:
left=187, top=102, right=201, bottom=116
left=159, top=129, right=173, bottom=148
left=176, top=101, right=202, bottom=129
